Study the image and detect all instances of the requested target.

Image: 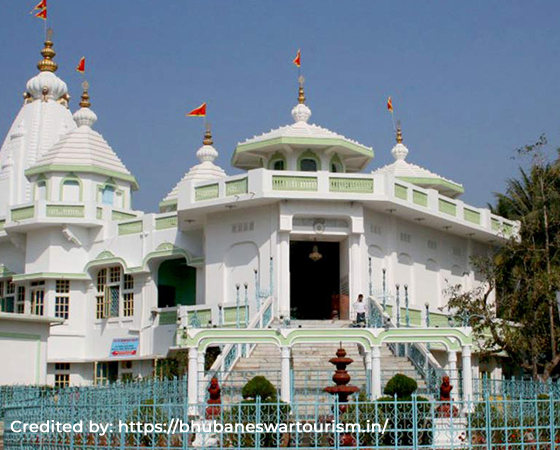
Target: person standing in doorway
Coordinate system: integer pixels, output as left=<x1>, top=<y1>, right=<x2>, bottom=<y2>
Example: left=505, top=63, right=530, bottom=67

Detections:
left=355, top=294, right=366, bottom=327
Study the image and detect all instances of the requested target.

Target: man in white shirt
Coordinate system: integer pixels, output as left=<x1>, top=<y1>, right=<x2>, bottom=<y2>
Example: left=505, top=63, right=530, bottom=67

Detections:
left=355, top=294, right=366, bottom=327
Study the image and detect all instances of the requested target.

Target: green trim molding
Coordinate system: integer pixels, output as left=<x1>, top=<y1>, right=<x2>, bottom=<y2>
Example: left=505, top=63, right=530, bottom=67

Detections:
left=0, top=264, right=15, bottom=278
left=59, top=173, right=84, bottom=202
left=112, top=210, right=137, bottom=221
left=225, top=178, right=248, bottom=197
left=396, top=176, right=464, bottom=195
left=118, top=220, right=143, bottom=236
left=267, top=151, right=287, bottom=170
left=182, top=327, right=473, bottom=352
left=272, top=175, right=318, bottom=191
left=155, top=215, right=178, bottom=230
left=329, top=177, right=373, bottom=193
left=412, top=190, right=428, bottom=207
left=297, top=149, right=321, bottom=171
left=26, top=164, right=139, bottom=190
left=12, top=272, right=90, bottom=282
left=0, top=219, right=6, bottom=232
left=234, top=136, right=374, bottom=159
left=11, top=205, right=35, bottom=221
left=394, top=183, right=408, bottom=200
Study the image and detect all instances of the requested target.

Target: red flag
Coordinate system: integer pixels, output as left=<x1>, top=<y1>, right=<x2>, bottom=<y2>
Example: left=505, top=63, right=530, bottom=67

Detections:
left=31, top=0, right=47, bottom=11
left=186, top=102, right=206, bottom=117
left=293, top=49, right=301, bottom=68
left=35, top=7, right=47, bottom=20
left=387, top=96, right=393, bottom=113
left=76, top=57, right=86, bottom=73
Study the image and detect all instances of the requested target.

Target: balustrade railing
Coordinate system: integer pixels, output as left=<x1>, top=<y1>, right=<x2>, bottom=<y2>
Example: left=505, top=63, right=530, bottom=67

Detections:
left=368, top=296, right=446, bottom=394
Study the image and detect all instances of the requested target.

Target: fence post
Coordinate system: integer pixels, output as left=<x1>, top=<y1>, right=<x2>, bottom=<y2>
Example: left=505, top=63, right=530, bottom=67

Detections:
left=412, top=394, right=419, bottom=450
left=484, top=388, right=492, bottom=450
left=550, top=383, right=555, bottom=450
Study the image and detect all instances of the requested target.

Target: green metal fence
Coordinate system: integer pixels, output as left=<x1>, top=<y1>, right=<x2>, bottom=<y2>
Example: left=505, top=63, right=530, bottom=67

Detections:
left=3, top=386, right=560, bottom=449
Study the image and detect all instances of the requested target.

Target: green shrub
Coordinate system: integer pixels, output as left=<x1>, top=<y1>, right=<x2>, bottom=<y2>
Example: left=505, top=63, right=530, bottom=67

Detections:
left=241, top=376, right=277, bottom=402
left=383, top=373, right=418, bottom=398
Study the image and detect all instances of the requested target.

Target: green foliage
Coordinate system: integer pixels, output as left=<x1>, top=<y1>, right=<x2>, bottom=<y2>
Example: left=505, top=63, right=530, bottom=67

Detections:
left=447, top=139, right=560, bottom=380
left=383, top=373, right=418, bottom=398
left=241, top=375, right=277, bottom=402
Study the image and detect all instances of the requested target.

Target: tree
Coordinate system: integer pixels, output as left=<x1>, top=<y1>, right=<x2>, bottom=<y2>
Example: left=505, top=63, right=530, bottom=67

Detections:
left=447, top=137, right=560, bottom=381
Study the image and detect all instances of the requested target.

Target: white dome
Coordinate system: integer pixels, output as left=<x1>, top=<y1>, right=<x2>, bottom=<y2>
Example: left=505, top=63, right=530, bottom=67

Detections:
left=196, top=144, right=218, bottom=163
left=391, top=142, right=409, bottom=161
left=291, top=103, right=312, bottom=123
left=26, top=71, right=68, bottom=101
left=73, top=107, right=98, bottom=128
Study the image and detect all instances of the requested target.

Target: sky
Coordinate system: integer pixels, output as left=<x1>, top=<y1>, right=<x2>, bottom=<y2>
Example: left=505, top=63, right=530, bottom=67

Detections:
left=1, top=1, right=559, bottom=212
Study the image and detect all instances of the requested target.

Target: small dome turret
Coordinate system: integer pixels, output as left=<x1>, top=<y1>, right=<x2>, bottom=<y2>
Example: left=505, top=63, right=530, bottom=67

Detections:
left=73, top=81, right=98, bottom=128
left=25, top=29, right=68, bottom=101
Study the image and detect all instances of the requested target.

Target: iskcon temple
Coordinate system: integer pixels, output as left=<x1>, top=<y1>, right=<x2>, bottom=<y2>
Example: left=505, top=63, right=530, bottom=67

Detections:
left=0, top=35, right=518, bottom=399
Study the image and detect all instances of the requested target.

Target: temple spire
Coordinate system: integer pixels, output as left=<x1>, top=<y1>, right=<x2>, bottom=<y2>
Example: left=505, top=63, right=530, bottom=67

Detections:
left=79, top=81, right=91, bottom=108
left=37, top=28, right=58, bottom=73
left=298, top=75, right=306, bottom=104
left=396, top=121, right=403, bottom=144
left=203, top=123, right=213, bottom=146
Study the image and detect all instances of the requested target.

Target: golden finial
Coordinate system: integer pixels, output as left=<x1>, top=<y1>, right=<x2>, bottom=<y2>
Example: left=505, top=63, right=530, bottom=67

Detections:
left=203, top=122, right=213, bottom=146
left=79, top=81, right=91, bottom=108
left=396, top=120, right=403, bottom=144
left=298, top=75, right=306, bottom=104
left=37, top=28, right=58, bottom=73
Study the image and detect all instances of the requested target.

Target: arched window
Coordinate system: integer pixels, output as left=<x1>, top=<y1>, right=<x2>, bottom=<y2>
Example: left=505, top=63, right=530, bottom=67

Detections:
left=61, top=178, right=81, bottom=202
left=330, top=154, right=344, bottom=173
left=300, top=159, right=317, bottom=172
left=101, top=185, right=115, bottom=205
left=36, top=180, right=47, bottom=200
left=273, top=160, right=285, bottom=170
left=298, top=150, right=320, bottom=172
left=268, top=152, right=286, bottom=171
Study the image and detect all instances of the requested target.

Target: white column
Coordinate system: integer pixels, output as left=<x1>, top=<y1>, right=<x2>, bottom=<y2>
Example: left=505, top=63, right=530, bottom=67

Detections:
left=187, top=347, right=199, bottom=415
left=197, top=350, right=206, bottom=403
left=446, top=351, right=459, bottom=401
left=280, top=346, right=291, bottom=403
left=461, top=345, right=473, bottom=404
left=349, top=233, right=364, bottom=317
left=370, top=346, right=382, bottom=400
left=278, top=232, right=291, bottom=318
left=364, top=350, right=372, bottom=396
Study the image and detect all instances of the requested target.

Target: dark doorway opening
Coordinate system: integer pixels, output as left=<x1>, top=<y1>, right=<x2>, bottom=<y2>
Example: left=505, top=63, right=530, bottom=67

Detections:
left=290, top=240, right=340, bottom=320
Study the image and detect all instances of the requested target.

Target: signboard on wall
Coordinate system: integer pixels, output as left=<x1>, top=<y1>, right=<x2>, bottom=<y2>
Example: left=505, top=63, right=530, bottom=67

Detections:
left=110, top=338, right=139, bottom=357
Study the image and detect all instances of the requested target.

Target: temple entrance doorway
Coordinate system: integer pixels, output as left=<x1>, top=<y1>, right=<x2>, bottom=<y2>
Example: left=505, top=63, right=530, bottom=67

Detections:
left=289, top=240, right=341, bottom=320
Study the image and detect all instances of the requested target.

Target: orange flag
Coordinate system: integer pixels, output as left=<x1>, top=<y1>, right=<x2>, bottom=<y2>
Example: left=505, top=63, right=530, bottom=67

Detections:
left=76, top=57, right=86, bottom=73
left=35, top=7, right=47, bottom=20
left=186, top=103, right=207, bottom=117
left=293, top=49, right=301, bottom=68
left=387, top=96, right=393, bottom=113
left=31, top=0, right=46, bottom=11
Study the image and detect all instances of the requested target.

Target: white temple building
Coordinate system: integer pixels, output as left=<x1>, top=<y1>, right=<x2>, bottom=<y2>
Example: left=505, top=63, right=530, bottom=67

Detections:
left=0, top=37, right=517, bottom=389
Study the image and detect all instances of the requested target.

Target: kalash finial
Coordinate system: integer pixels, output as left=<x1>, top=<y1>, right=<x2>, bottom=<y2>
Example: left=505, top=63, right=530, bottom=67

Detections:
left=396, top=120, right=403, bottom=144
left=37, top=28, right=58, bottom=73
left=203, top=122, right=213, bottom=146
left=298, top=75, right=306, bottom=104
left=79, top=81, right=91, bottom=108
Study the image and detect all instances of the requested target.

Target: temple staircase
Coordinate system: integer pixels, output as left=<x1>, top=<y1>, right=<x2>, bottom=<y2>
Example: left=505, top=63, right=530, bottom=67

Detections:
left=225, top=319, right=427, bottom=402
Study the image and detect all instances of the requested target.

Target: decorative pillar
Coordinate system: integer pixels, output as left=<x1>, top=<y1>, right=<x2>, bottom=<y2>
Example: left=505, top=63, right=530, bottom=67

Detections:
left=404, top=284, right=410, bottom=327
left=280, top=346, right=291, bottom=403
left=349, top=233, right=364, bottom=317
left=364, top=350, right=372, bottom=396
left=244, top=283, right=249, bottom=327
left=447, top=351, right=458, bottom=401
left=382, top=268, right=387, bottom=311
left=197, top=350, right=206, bottom=402
left=461, top=345, right=473, bottom=404
left=278, top=232, right=290, bottom=318
left=395, top=284, right=401, bottom=327
left=187, top=347, right=199, bottom=415
left=370, top=346, right=382, bottom=400
left=368, top=257, right=373, bottom=297
left=235, top=284, right=240, bottom=328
